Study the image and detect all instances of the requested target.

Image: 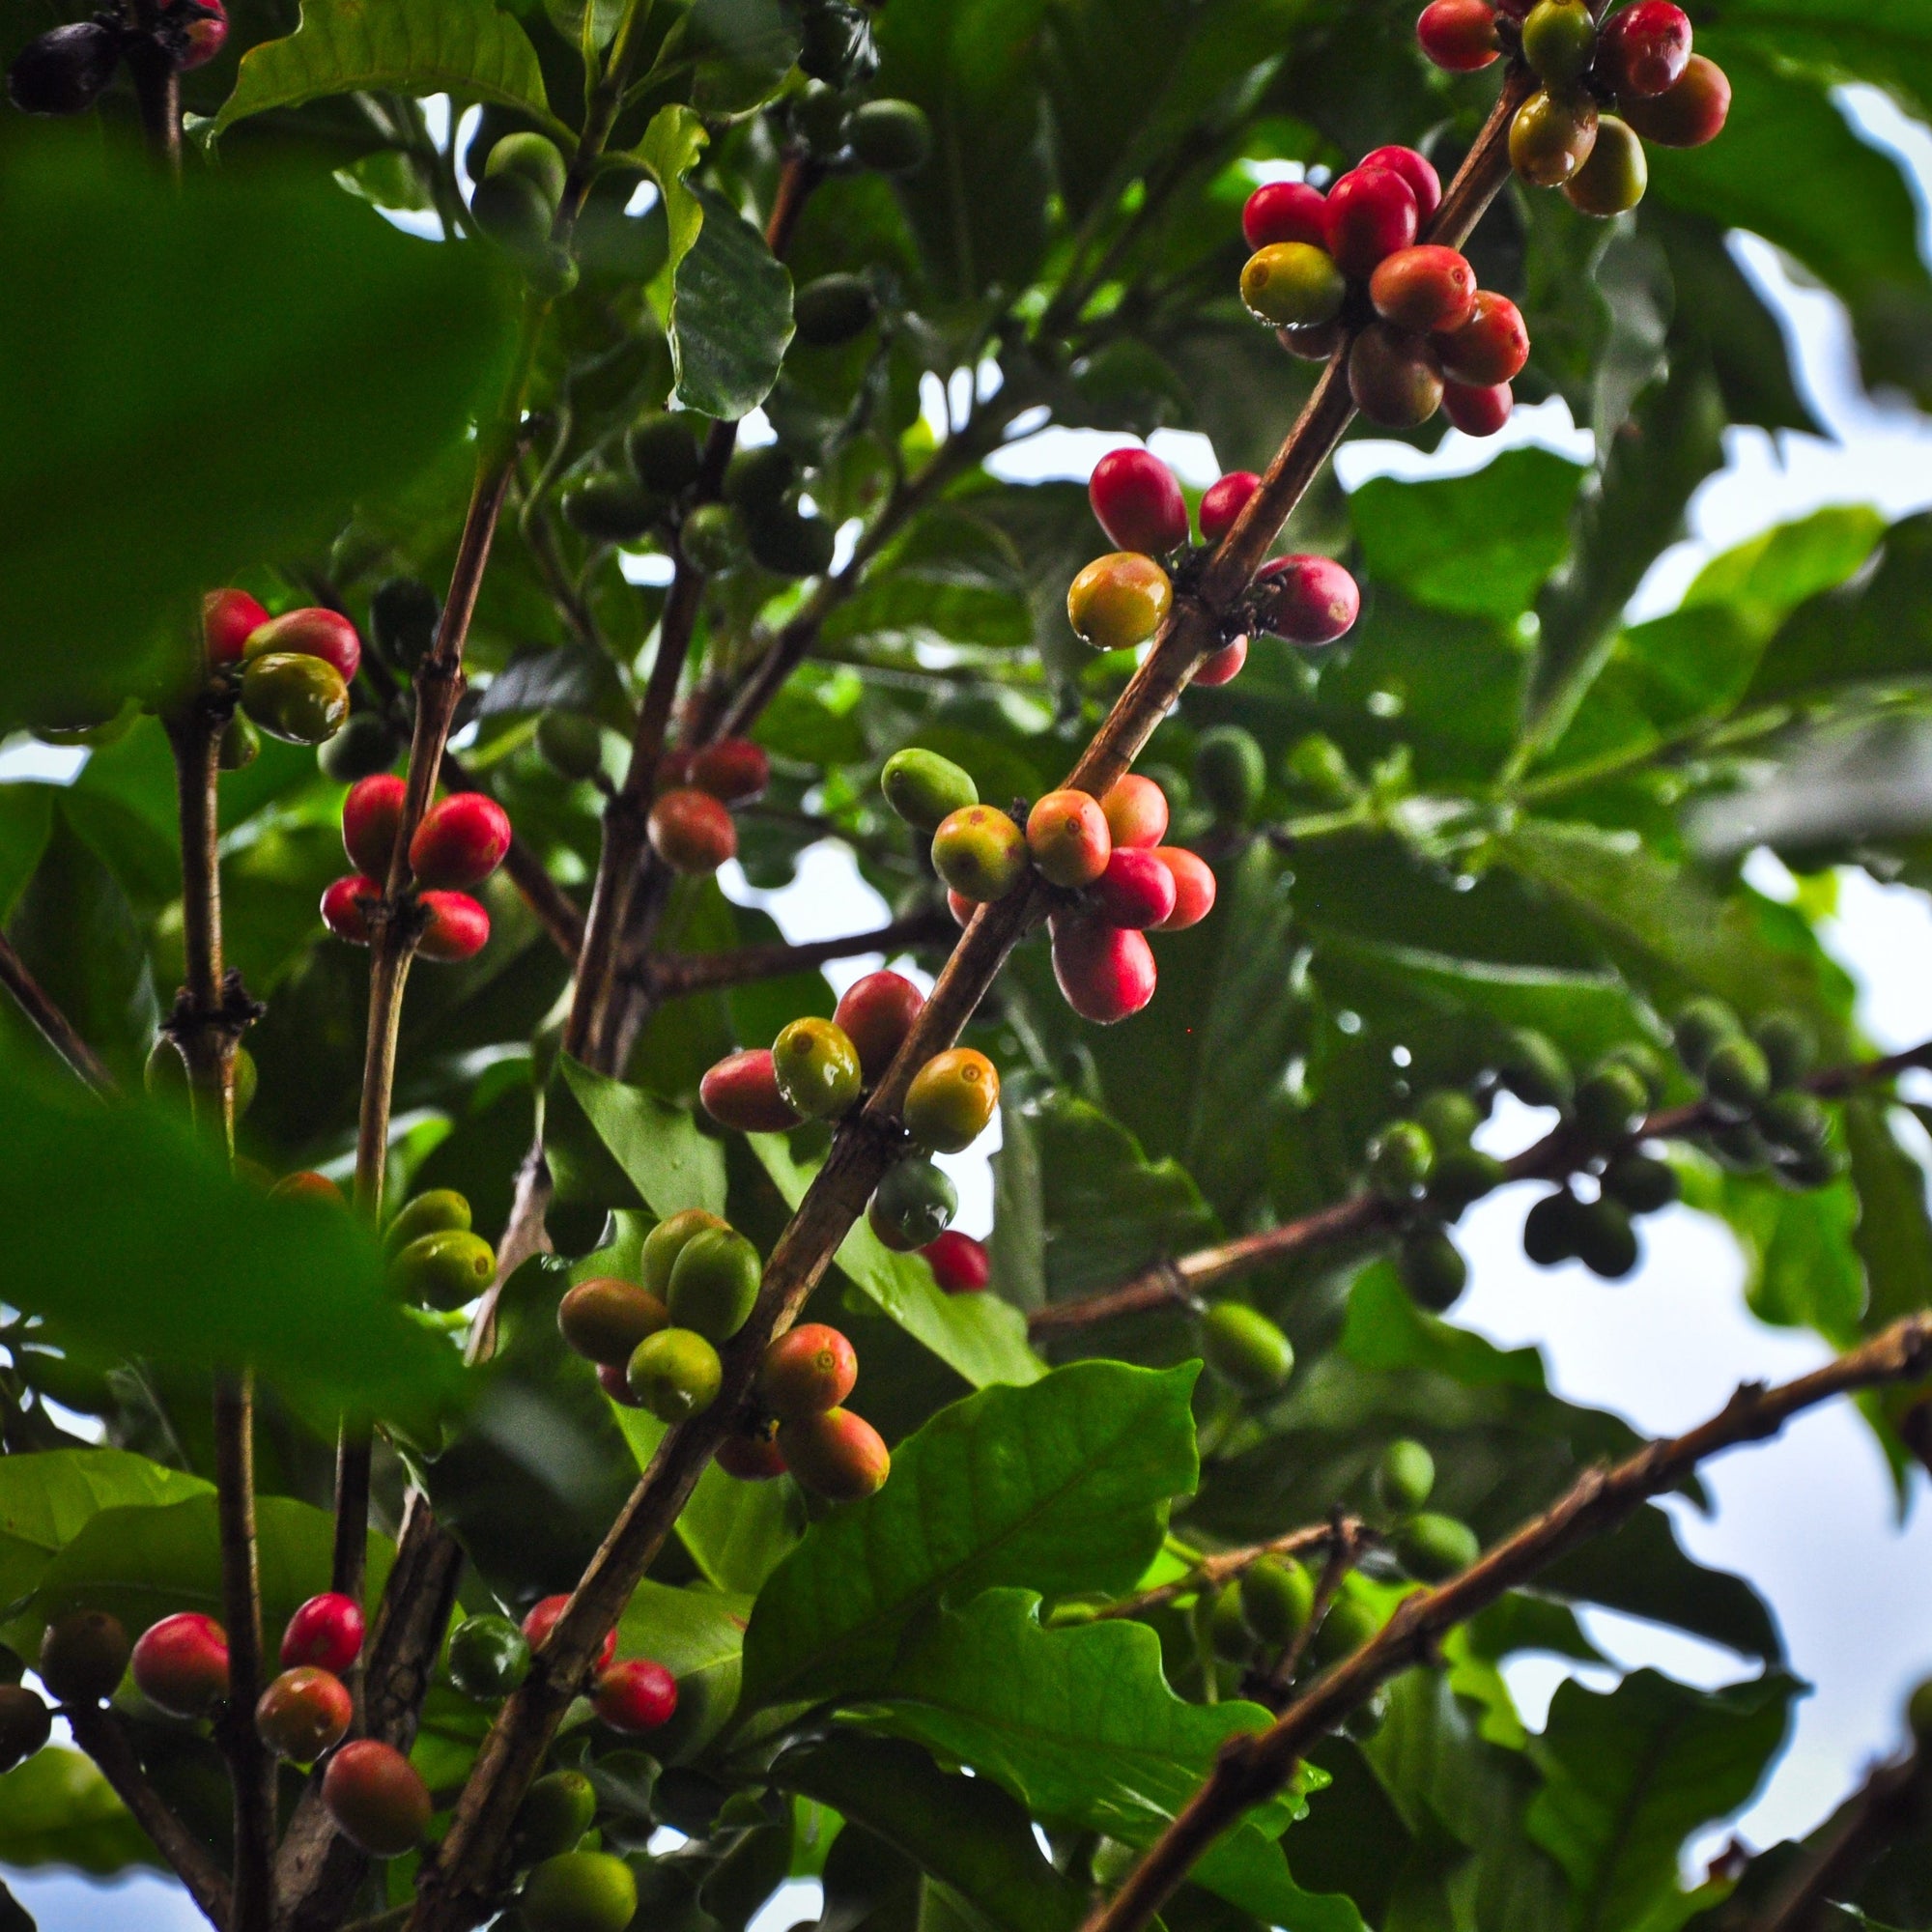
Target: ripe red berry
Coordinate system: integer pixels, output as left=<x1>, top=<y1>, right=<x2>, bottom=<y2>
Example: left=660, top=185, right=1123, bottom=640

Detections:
left=597, top=1361, right=646, bottom=1406
left=1195, top=637, right=1249, bottom=686
left=948, top=889, right=977, bottom=929
left=1100, top=776, right=1168, bottom=850
left=1370, top=245, right=1477, bottom=333
left=1151, top=848, right=1217, bottom=930
left=417, top=892, right=490, bottom=963
left=178, top=0, right=228, bottom=68
left=778, top=1406, right=891, bottom=1501
left=1090, top=847, right=1179, bottom=929
left=691, top=737, right=770, bottom=803
left=923, top=1230, right=989, bottom=1293
left=244, top=608, right=361, bottom=684
left=1254, top=554, right=1360, bottom=644
left=1416, top=0, right=1500, bottom=71
left=1361, top=146, right=1442, bottom=223
left=1436, top=291, right=1529, bottom=385
left=523, top=1597, right=618, bottom=1672
left=655, top=747, right=696, bottom=793
left=322, top=1739, right=431, bottom=1857
left=1442, top=380, right=1514, bottom=437
left=834, top=971, right=926, bottom=1084
left=1324, top=166, right=1418, bottom=279
left=1088, top=448, right=1189, bottom=556
left=1050, top=914, right=1158, bottom=1025
left=1027, top=788, right=1113, bottom=889
left=700, top=1047, right=804, bottom=1132
left=203, top=588, right=270, bottom=668
left=410, top=794, right=511, bottom=890
left=1600, top=1, right=1691, bottom=97
left=342, top=774, right=407, bottom=878
left=1240, top=180, right=1327, bottom=252
left=649, top=787, right=737, bottom=873
left=1619, top=53, right=1730, bottom=147
left=131, top=1612, right=229, bottom=1719
left=592, top=1659, right=678, bottom=1733
left=281, top=1593, right=364, bottom=1674
left=716, top=1431, right=788, bottom=1480
left=759, top=1322, right=859, bottom=1419
left=1199, top=471, right=1261, bottom=546
left=271, top=1170, right=346, bottom=1205
left=1350, top=323, right=1444, bottom=429
left=321, top=874, right=380, bottom=946
left=256, top=1665, right=353, bottom=1760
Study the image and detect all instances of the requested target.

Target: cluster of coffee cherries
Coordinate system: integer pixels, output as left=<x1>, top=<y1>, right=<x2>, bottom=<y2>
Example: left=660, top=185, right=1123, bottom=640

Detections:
left=379, top=1185, right=498, bottom=1311
left=1237, top=152, right=1531, bottom=435
left=557, top=1208, right=892, bottom=1500
left=202, top=588, right=362, bottom=760
left=648, top=733, right=771, bottom=877
left=6, top=0, right=224, bottom=117
left=319, top=772, right=510, bottom=965
left=1420, top=0, right=1728, bottom=211
left=447, top=1596, right=676, bottom=1732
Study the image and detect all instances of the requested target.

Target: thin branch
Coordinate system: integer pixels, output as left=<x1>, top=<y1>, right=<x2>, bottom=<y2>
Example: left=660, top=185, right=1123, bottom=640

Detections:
left=124, top=32, right=182, bottom=180
left=1747, top=1747, right=1929, bottom=1932
left=627, top=911, right=953, bottom=998
left=1095, top=1518, right=1365, bottom=1623
left=0, top=928, right=114, bottom=1092
left=1258, top=1511, right=1364, bottom=1705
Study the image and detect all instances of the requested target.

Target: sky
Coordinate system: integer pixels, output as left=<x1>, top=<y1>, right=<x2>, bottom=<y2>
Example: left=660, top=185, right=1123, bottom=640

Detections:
left=10, top=79, right=1932, bottom=1932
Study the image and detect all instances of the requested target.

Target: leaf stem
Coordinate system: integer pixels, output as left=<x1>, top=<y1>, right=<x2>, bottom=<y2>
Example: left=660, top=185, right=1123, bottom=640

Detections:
left=0, top=928, right=114, bottom=1092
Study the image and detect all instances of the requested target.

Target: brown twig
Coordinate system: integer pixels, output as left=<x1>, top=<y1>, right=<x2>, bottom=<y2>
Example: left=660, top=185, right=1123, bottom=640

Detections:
left=0, top=928, right=114, bottom=1092
left=1081, top=1313, right=1932, bottom=1932
left=124, top=26, right=182, bottom=180
left=1259, top=1510, right=1363, bottom=1704
left=1747, top=1747, right=1930, bottom=1932
left=626, top=910, right=953, bottom=998
left=1095, top=1518, right=1364, bottom=1623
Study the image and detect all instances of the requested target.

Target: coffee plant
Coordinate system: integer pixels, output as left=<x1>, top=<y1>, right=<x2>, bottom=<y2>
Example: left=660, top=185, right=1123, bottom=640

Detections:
left=3, top=0, right=1932, bottom=1928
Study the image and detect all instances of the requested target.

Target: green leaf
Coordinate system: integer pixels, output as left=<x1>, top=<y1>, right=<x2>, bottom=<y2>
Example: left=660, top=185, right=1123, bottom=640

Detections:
left=738, top=1360, right=1199, bottom=1714
left=0, top=782, right=52, bottom=922
left=0, top=1748, right=159, bottom=1876
left=550, top=1056, right=727, bottom=1218
left=1681, top=1166, right=1864, bottom=1347
left=670, top=186, right=794, bottom=420
left=744, top=1129, right=1043, bottom=1389
left=636, top=103, right=710, bottom=279
left=1845, top=1096, right=1932, bottom=1332
left=212, top=0, right=553, bottom=133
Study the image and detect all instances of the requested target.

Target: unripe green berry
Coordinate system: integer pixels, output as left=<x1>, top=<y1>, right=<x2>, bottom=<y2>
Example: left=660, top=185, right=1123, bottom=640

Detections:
left=772, top=1016, right=864, bottom=1120
left=1703, top=1036, right=1772, bottom=1118
left=1776, top=1146, right=1846, bottom=1191
left=640, top=1208, right=728, bottom=1299
left=1414, top=1089, right=1480, bottom=1150
left=794, top=77, right=849, bottom=152
left=1239, top=242, right=1346, bottom=329
left=564, top=478, right=665, bottom=544
left=1495, top=1028, right=1573, bottom=1110
left=1757, top=1091, right=1830, bottom=1156
left=1314, top=1592, right=1379, bottom=1663
left=1605, top=1041, right=1669, bottom=1107
left=242, top=651, right=350, bottom=746
left=1284, top=733, right=1354, bottom=802
left=1369, top=1121, right=1435, bottom=1200
left=846, top=98, right=931, bottom=173
left=446, top=1614, right=531, bottom=1701
left=723, top=443, right=794, bottom=510
left=680, top=501, right=746, bottom=573
left=1376, top=1438, right=1435, bottom=1515
left=1707, top=1121, right=1776, bottom=1173
left=521, top=1849, right=639, bottom=1932
left=384, top=1188, right=472, bottom=1258
left=1510, top=87, right=1599, bottom=188
left=370, top=578, right=440, bottom=670
left=1752, top=1012, right=1817, bottom=1090
left=536, top=710, right=606, bottom=781
left=1239, top=1556, right=1316, bottom=1647
left=904, top=1048, right=1000, bottom=1153
left=793, top=272, right=878, bottom=347
left=1520, top=0, right=1596, bottom=84
left=1601, top=1151, right=1679, bottom=1214
left=882, top=748, right=978, bottom=830
left=1201, top=1302, right=1293, bottom=1394
left=1430, top=1146, right=1507, bottom=1216
left=1522, top=1189, right=1583, bottom=1266
left=1564, top=114, right=1648, bottom=215
left=1672, top=997, right=1739, bottom=1075
left=389, top=1229, right=496, bottom=1310
left=868, top=1155, right=958, bottom=1251
left=667, top=1226, right=762, bottom=1342
left=1574, top=1062, right=1650, bottom=1149
left=1396, top=1230, right=1466, bottom=1312
left=219, top=712, right=262, bottom=772
left=1193, top=726, right=1266, bottom=824
left=626, top=412, right=703, bottom=496
left=1204, top=1585, right=1253, bottom=1663
left=486, top=132, right=567, bottom=209
left=747, top=497, right=837, bottom=578
left=1395, top=1511, right=1481, bottom=1581
left=1344, top=1689, right=1389, bottom=1740
left=627, top=1327, right=724, bottom=1422
left=1574, top=1196, right=1639, bottom=1279
left=514, top=1769, right=598, bottom=1863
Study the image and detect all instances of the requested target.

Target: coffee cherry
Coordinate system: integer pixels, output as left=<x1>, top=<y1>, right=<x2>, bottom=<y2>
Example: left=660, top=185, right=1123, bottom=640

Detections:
left=1324, top=166, right=1418, bottom=279
left=1442, top=380, right=1514, bottom=437
left=904, top=1047, right=1000, bottom=1151
left=1199, top=471, right=1261, bottom=545
left=1620, top=52, right=1730, bottom=146
left=513, top=1769, right=597, bottom=1864
left=1575, top=1196, right=1639, bottom=1278
left=1240, top=1556, right=1316, bottom=1646
left=667, top=1226, right=762, bottom=1341
left=1602, top=1151, right=1679, bottom=1214
left=204, top=588, right=270, bottom=668
left=271, top=1171, right=345, bottom=1206
left=640, top=1208, right=728, bottom=1298
left=39, top=1610, right=129, bottom=1705
left=1672, top=996, right=1739, bottom=1074
left=7, top=22, right=119, bottom=115
left=1349, top=323, right=1444, bottom=429
left=176, top=0, right=229, bottom=67
left=1066, top=553, right=1173, bottom=652
left=649, top=786, right=737, bottom=874
left=701, top=1048, right=803, bottom=1133
left=1576, top=1062, right=1651, bottom=1149
left=724, top=444, right=796, bottom=512
left=1437, top=291, right=1529, bottom=384
left=281, top=1593, right=364, bottom=1674
left=522, top=1851, right=639, bottom=1932
left=1278, top=318, right=1345, bottom=361
left=0, top=1685, right=51, bottom=1773
left=691, top=737, right=770, bottom=804
left=442, top=1613, right=530, bottom=1702
left=1417, top=0, right=1500, bottom=71
left=869, top=1155, right=958, bottom=1250
left=772, top=1016, right=863, bottom=1121
left=780, top=1406, right=891, bottom=1501
left=846, top=98, right=931, bottom=173
left=217, top=712, right=262, bottom=772
left=1202, top=1302, right=1293, bottom=1393
left=717, top=1430, right=789, bottom=1480
left=1415, top=1090, right=1480, bottom=1149
left=628, top=1327, right=724, bottom=1422
left=558, top=1278, right=669, bottom=1366
left=1089, top=448, right=1189, bottom=555
left=1194, top=637, right=1249, bottom=686
left=1253, top=554, right=1360, bottom=644
left=1051, top=915, right=1158, bottom=1024
left=1704, top=1036, right=1771, bottom=1117
left=1240, top=242, right=1346, bottom=329
left=1150, top=848, right=1217, bottom=930
left=747, top=497, right=837, bottom=578
left=389, top=1229, right=495, bottom=1310
left=522, top=1597, right=617, bottom=1670
left=1565, top=115, right=1648, bottom=215
left=131, top=1612, right=229, bottom=1718
left=627, top=412, right=703, bottom=494
left=1028, top=788, right=1113, bottom=888
left=1369, top=244, right=1476, bottom=333
left=255, top=1665, right=352, bottom=1761
left=1521, top=0, right=1596, bottom=85
left=834, top=971, right=925, bottom=1084
left=884, top=747, right=978, bottom=829
left=589, top=1659, right=677, bottom=1737
left=1752, top=1012, right=1816, bottom=1090
left=1397, top=1229, right=1466, bottom=1311
left=380, top=1193, right=469, bottom=1263
left=794, top=271, right=878, bottom=346
left=1600, top=1, right=1691, bottom=98
left=1241, top=181, right=1327, bottom=251
left=1099, top=775, right=1168, bottom=850
left=1361, top=146, right=1443, bottom=223
left=680, top=501, right=747, bottom=573
left=342, top=773, right=406, bottom=878
left=418, top=888, right=491, bottom=962
left=597, top=1361, right=644, bottom=1406
left=530, top=710, right=602, bottom=783
left=1194, top=725, right=1266, bottom=823
left=1376, top=1437, right=1436, bottom=1515
left=1495, top=1026, right=1573, bottom=1108
left=1511, top=88, right=1599, bottom=186
left=410, top=794, right=511, bottom=891
left=760, top=1323, right=859, bottom=1418
left=320, top=873, right=377, bottom=945
left=1395, top=1512, right=1480, bottom=1581
left=931, top=804, right=1029, bottom=902
left=370, top=577, right=440, bottom=670
left=1204, top=1583, right=1253, bottom=1662
left=1370, top=1121, right=1435, bottom=1199
left=1521, top=1188, right=1579, bottom=1266
left=242, top=651, right=350, bottom=745
left=1314, top=1592, right=1380, bottom=1662
left=318, top=712, right=403, bottom=781
left=923, top=1230, right=990, bottom=1293
left=322, top=1739, right=431, bottom=1858
left=489, top=130, right=568, bottom=209
left=1285, top=732, right=1354, bottom=800
left=1090, top=847, right=1179, bottom=930
left=242, top=608, right=361, bottom=683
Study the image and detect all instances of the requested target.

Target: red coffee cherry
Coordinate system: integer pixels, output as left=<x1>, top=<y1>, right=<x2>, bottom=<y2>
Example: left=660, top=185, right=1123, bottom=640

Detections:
left=592, top=1659, right=678, bottom=1733
left=203, top=588, right=270, bottom=668
left=779, top=1406, right=891, bottom=1501
left=1600, top=1, right=1691, bottom=97
left=1442, top=381, right=1514, bottom=437
left=1100, top=775, right=1169, bottom=850
left=1027, top=788, right=1113, bottom=889
left=835, top=971, right=926, bottom=1084
left=271, top=1170, right=346, bottom=1205
left=179, top=0, right=228, bottom=69
left=1437, top=291, right=1529, bottom=384
left=131, top=1612, right=230, bottom=1719
left=342, top=773, right=407, bottom=878
left=1050, top=914, right=1158, bottom=1025
left=281, top=1592, right=364, bottom=1674
left=1199, top=471, right=1261, bottom=545
left=1323, top=166, right=1418, bottom=279
left=1151, top=848, right=1217, bottom=930
left=1254, top=554, right=1361, bottom=644
left=1369, top=245, right=1476, bottom=333
left=243, top=608, right=362, bottom=684
left=1360, top=146, right=1442, bottom=223
left=0, top=1685, right=52, bottom=1774
left=1241, top=180, right=1327, bottom=251
left=523, top=1597, right=618, bottom=1671
left=923, top=1230, right=990, bottom=1293
left=691, top=737, right=770, bottom=803
left=655, top=747, right=696, bottom=794
left=700, top=1048, right=803, bottom=1132
left=648, top=787, right=737, bottom=873
left=948, top=889, right=977, bottom=929
left=321, top=874, right=380, bottom=946
left=39, top=1610, right=130, bottom=1705
left=417, top=892, right=490, bottom=963
left=1417, top=0, right=1500, bottom=71
left=1089, top=448, right=1189, bottom=556
left=256, top=1665, right=353, bottom=1760
left=1350, top=323, right=1444, bottom=429
left=1090, top=847, right=1179, bottom=930
left=410, top=794, right=511, bottom=890
left=716, top=1431, right=788, bottom=1480
left=1619, top=53, right=1730, bottom=147
left=597, top=1361, right=645, bottom=1407
left=322, top=1740, right=432, bottom=1857
left=758, top=1322, right=859, bottom=1419
left=1195, top=637, right=1249, bottom=686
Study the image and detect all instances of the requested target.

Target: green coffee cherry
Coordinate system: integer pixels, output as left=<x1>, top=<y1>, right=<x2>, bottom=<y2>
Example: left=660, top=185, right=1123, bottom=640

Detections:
left=1703, top=1036, right=1771, bottom=1118
left=1672, top=997, right=1739, bottom=1075
left=1495, top=1028, right=1573, bottom=1110
left=1376, top=1438, right=1435, bottom=1516
left=1430, top=1146, right=1507, bottom=1216
left=931, top=805, right=1029, bottom=902
left=1520, top=0, right=1596, bottom=84
left=384, top=1189, right=472, bottom=1258
left=389, top=1229, right=497, bottom=1310
left=1604, top=1041, right=1668, bottom=1107
left=1201, top=1302, right=1293, bottom=1394
left=882, top=748, right=978, bottom=830
left=1776, top=1146, right=1846, bottom=1191
left=564, top=478, right=665, bottom=544
left=846, top=98, right=931, bottom=173
left=723, top=444, right=795, bottom=510
left=1240, top=1556, right=1316, bottom=1647
left=1313, top=1593, right=1379, bottom=1663
left=218, top=712, right=261, bottom=772
left=1284, top=733, right=1354, bottom=803
left=793, top=272, right=877, bottom=347
left=1522, top=1189, right=1583, bottom=1266
left=794, top=77, right=849, bottom=152
left=680, top=502, right=746, bottom=574
left=627, top=1327, right=724, bottom=1422
left=868, top=1156, right=957, bottom=1252
left=1564, top=114, right=1648, bottom=216
left=746, top=497, right=837, bottom=579
left=1574, top=1196, right=1638, bottom=1279
left=1707, top=1121, right=1775, bottom=1173
left=1193, top=725, right=1266, bottom=824
left=1395, top=1512, right=1481, bottom=1581
left=666, top=1226, right=762, bottom=1342
left=1396, top=1230, right=1465, bottom=1312
left=772, top=1016, right=863, bottom=1120
left=242, top=651, right=350, bottom=746
left=626, top=412, right=703, bottom=496
left=1368, top=1121, right=1434, bottom=1200
left=319, top=711, right=405, bottom=782
left=521, top=1849, right=638, bottom=1932
left=487, top=132, right=568, bottom=209
left=640, top=1208, right=728, bottom=1299
left=1414, top=1089, right=1480, bottom=1150
left=536, top=710, right=605, bottom=782
left=1574, top=1062, right=1650, bottom=1150
left=513, top=1769, right=598, bottom=1863
left=1204, top=1585, right=1253, bottom=1663
left=1752, top=1012, right=1817, bottom=1091
left=1756, top=1091, right=1830, bottom=1155
left=1601, top=1151, right=1678, bottom=1214
left=447, top=1614, right=531, bottom=1701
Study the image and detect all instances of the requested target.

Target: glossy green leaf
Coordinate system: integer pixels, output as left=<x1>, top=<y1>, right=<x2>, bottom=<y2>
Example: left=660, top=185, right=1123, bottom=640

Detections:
left=550, top=1056, right=728, bottom=1217
left=0, top=782, right=52, bottom=923
left=1844, top=1096, right=1932, bottom=1331
left=637, top=103, right=710, bottom=278
left=670, top=186, right=794, bottom=419
left=0, top=1748, right=159, bottom=1876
